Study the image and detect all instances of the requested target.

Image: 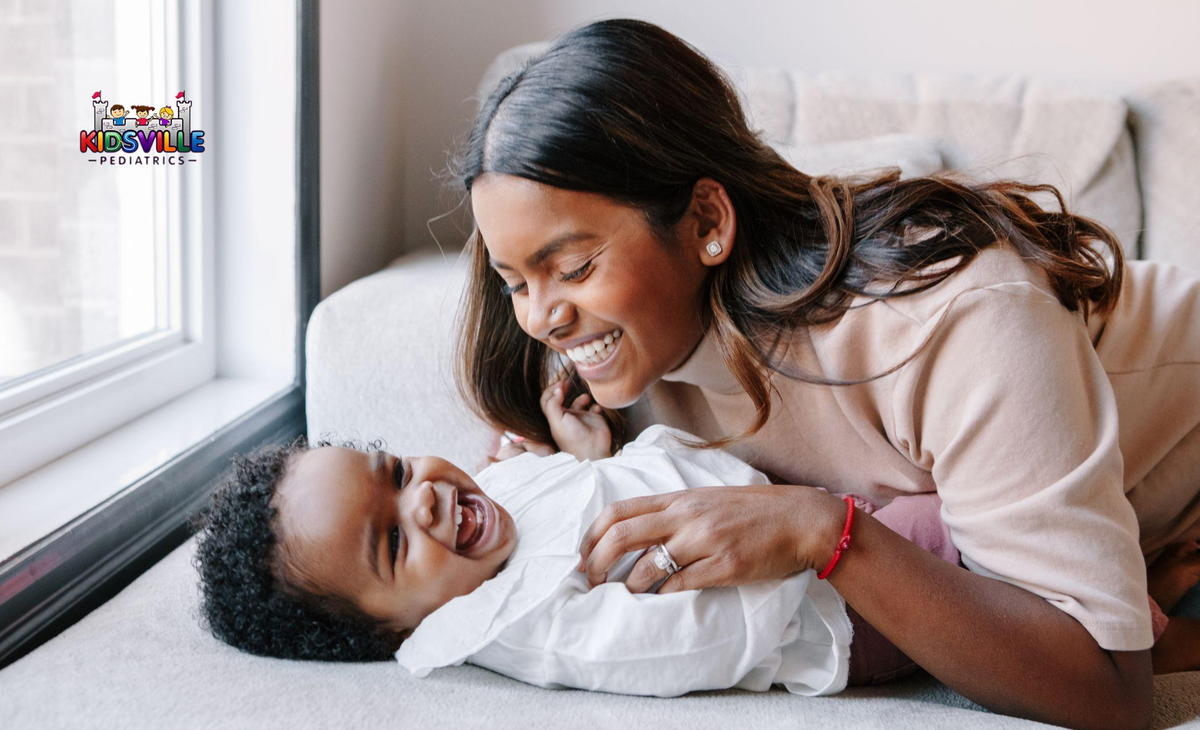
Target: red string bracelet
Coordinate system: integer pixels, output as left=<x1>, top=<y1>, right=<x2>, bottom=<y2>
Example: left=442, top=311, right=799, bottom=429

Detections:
left=816, top=496, right=856, bottom=580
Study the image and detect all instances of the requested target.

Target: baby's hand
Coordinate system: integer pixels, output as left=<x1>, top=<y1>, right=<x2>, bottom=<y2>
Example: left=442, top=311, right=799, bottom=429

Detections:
left=487, top=433, right=555, bottom=464
left=540, top=378, right=612, bottom=461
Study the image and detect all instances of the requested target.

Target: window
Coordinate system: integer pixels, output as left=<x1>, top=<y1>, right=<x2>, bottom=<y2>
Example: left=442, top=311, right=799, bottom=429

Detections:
left=0, top=0, right=211, bottom=488
left=0, top=0, right=319, bottom=667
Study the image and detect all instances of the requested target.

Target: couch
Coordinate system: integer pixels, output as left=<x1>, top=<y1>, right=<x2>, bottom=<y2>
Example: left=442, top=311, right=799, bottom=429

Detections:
left=3, top=43, right=1199, bottom=729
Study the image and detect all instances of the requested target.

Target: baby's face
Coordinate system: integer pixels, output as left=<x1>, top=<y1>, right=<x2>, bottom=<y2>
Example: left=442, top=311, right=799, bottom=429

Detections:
left=274, top=447, right=517, bottom=633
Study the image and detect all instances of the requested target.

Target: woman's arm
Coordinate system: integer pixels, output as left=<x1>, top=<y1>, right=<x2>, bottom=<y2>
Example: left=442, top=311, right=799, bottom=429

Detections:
left=828, top=498, right=1152, bottom=730
left=577, top=485, right=1152, bottom=730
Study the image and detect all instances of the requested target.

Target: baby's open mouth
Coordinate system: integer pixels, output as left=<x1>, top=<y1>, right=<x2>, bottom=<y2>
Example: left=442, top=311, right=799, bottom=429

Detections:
left=454, top=494, right=488, bottom=552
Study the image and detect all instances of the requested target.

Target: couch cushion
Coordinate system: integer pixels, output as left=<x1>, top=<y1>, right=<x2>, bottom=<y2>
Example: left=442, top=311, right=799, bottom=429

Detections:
left=1128, top=79, right=1200, bottom=271
left=778, top=133, right=943, bottom=179
left=734, top=68, right=1140, bottom=255
left=305, top=250, right=496, bottom=473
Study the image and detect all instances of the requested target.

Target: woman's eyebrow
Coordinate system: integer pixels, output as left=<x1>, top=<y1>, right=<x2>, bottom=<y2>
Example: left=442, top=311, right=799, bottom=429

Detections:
left=488, top=232, right=598, bottom=271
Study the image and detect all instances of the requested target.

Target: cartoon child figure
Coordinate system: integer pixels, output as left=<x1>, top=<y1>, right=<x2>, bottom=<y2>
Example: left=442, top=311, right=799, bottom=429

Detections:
left=132, top=105, right=154, bottom=125
left=110, top=104, right=128, bottom=126
left=158, top=107, right=173, bottom=126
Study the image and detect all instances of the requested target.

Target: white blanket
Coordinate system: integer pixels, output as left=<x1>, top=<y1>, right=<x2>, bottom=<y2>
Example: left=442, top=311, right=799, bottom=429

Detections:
left=396, top=424, right=852, bottom=696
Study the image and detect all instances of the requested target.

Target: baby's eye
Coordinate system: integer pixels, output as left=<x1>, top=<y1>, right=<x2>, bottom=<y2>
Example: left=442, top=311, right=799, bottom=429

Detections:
left=388, top=527, right=399, bottom=562
left=392, top=456, right=406, bottom=489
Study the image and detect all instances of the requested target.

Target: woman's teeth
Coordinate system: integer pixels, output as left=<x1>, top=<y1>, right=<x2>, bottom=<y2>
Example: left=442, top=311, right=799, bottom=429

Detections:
left=566, top=329, right=622, bottom=365
left=455, top=503, right=463, bottom=526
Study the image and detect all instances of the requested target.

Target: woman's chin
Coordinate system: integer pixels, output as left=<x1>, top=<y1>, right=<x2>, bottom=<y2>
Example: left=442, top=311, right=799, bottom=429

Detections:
left=589, top=379, right=643, bottom=410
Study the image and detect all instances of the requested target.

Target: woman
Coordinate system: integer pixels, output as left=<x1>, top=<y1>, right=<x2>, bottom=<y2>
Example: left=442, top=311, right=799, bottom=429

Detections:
left=451, top=18, right=1200, bottom=728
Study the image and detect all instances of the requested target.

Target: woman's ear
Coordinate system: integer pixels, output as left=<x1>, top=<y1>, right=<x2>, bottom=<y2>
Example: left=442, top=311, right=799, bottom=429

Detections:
left=682, top=177, right=736, bottom=266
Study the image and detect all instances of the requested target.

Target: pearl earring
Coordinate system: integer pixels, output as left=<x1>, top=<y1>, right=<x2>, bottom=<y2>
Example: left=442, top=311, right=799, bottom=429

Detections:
left=705, top=240, right=722, bottom=257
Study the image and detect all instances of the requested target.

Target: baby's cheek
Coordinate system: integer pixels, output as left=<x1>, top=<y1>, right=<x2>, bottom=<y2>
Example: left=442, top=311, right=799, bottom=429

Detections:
left=437, top=560, right=489, bottom=603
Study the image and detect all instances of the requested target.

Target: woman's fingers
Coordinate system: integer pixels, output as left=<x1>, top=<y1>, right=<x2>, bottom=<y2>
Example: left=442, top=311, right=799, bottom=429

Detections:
left=656, top=555, right=728, bottom=594
left=577, top=495, right=676, bottom=583
left=570, top=393, right=591, bottom=410
left=623, top=542, right=691, bottom=594
left=580, top=512, right=675, bottom=587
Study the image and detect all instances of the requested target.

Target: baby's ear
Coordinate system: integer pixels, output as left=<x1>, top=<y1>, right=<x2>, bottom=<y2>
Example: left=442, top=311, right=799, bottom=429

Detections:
left=390, top=627, right=413, bottom=650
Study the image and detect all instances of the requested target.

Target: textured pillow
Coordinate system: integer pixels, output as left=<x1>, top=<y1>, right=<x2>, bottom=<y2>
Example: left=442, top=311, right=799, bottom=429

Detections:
left=1127, top=78, right=1200, bottom=271
left=775, top=133, right=943, bottom=179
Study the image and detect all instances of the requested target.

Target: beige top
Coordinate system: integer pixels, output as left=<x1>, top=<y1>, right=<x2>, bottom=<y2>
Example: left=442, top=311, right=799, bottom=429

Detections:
left=634, top=242, right=1200, bottom=652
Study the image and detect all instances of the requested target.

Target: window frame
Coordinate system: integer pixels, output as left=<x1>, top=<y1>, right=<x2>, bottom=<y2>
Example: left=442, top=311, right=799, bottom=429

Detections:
left=0, top=0, right=320, bottom=668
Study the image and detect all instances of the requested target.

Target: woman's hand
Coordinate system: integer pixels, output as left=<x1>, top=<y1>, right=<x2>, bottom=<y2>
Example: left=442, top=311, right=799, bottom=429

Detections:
left=540, top=378, right=612, bottom=461
left=576, top=484, right=846, bottom=593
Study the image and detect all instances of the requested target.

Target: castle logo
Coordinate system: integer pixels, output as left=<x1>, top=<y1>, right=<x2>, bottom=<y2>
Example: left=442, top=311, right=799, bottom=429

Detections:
left=80, top=90, right=207, bottom=165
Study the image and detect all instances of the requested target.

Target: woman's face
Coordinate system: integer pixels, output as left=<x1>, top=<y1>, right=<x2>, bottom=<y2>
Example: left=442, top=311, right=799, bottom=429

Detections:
left=472, top=173, right=723, bottom=409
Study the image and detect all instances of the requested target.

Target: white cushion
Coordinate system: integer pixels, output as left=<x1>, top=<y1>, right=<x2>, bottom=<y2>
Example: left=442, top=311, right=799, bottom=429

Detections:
left=1128, top=79, right=1200, bottom=272
left=777, top=133, right=942, bottom=179
left=305, top=250, right=495, bottom=473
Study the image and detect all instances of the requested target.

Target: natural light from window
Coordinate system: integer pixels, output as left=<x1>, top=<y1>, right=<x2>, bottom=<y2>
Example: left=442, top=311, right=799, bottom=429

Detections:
left=0, top=0, right=179, bottom=390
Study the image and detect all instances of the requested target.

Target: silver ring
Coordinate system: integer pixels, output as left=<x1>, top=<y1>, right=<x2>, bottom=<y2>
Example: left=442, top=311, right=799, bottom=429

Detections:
left=651, top=544, right=681, bottom=576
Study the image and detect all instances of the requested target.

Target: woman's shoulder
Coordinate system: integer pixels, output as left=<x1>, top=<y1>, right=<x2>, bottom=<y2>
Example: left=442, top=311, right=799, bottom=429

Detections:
left=1090, top=257, right=1200, bottom=373
left=864, top=242, right=1058, bottom=326
left=799, top=242, right=1062, bottom=379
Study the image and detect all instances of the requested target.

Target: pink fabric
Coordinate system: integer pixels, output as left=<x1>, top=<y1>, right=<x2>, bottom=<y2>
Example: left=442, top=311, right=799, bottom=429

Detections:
left=866, top=492, right=962, bottom=567
left=846, top=493, right=960, bottom=685
left=1149, top=594, right=1170, bottom=643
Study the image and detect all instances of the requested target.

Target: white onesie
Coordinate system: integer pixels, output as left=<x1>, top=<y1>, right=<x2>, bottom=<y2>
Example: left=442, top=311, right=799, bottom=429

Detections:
left=394, top=424, right=852, bottom=697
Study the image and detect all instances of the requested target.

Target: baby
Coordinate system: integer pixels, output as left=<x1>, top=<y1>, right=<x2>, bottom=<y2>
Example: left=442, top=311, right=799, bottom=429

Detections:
left=194, top=377, right=853, bottom=694
left=193, top=380, right=1199, bottom=693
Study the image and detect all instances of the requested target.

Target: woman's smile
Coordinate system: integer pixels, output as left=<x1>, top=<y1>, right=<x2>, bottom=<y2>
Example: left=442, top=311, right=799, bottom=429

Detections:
left=566, top=329, right=623, bottom=378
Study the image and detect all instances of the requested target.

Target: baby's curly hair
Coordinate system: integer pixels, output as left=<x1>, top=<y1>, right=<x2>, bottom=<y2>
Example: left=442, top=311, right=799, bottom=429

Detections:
left=191, top=436, right=403, bottom=661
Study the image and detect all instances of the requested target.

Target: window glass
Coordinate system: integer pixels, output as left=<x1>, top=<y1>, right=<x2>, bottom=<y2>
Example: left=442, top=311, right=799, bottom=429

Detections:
left=0, top=0, right=173, bottom=389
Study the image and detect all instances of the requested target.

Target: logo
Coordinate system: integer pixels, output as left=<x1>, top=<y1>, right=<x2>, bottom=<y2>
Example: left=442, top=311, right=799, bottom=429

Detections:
left=80, top=90, right=206, bottom=165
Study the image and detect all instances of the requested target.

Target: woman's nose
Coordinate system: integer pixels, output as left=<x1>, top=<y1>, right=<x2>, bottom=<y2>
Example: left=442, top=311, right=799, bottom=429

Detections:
left=526, top=290, right=571, bottom=340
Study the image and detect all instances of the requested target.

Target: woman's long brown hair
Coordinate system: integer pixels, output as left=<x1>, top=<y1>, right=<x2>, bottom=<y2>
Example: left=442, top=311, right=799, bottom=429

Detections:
left=449, top=19, right=1124, bottom=452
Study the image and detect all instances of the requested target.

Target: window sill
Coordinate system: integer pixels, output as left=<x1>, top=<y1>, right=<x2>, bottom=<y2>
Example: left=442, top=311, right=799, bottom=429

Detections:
left=0, top=376, right=290, bottom=563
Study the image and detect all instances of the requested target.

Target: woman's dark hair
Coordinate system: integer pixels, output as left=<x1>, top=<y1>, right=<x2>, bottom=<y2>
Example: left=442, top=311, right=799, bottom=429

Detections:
left=191, top=437, right=403, bottom=661
left=451, top=18, right=1124, bottom=451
